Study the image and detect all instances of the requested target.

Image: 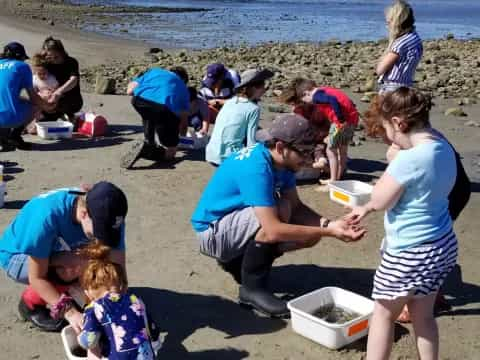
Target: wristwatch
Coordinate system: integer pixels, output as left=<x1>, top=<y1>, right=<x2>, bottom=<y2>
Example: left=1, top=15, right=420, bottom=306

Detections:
left=321, top=218, right=330, bottom=228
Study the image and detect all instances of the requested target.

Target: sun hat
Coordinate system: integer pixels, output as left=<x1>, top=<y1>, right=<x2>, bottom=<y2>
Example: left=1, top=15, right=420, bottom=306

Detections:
left=235, top=68, right=274, bottom=89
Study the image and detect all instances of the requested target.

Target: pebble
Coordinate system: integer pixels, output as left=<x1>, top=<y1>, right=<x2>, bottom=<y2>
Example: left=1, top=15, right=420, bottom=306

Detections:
left=445, top=107, right=467, bottom=117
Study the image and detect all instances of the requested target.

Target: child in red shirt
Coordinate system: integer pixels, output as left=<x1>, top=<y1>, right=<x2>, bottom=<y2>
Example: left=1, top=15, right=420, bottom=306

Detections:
left=281, top=78, right=359, bottom=188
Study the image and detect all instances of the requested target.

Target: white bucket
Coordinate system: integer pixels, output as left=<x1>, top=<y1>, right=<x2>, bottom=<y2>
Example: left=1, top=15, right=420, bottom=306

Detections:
left=287, top=287, right=374, bottom=350
left=0, top=182, right=5, bottom=208
left=61, top=326, right=87, bottom=360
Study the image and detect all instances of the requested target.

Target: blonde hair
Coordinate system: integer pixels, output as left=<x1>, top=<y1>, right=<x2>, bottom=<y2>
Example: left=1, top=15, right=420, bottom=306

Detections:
left=79, top=241, right=128, bottom=293
left=30, top=53, right=48, bottom=68
left=364, top=87, right=431, bottom=137
left=385, top=0, right=415, bottom=48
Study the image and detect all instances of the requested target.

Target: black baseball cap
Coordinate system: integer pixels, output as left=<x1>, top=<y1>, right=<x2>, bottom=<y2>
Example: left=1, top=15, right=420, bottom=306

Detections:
left=86, top=182, right=128, bottom=247
left=4, top=42, right=29, bottom=60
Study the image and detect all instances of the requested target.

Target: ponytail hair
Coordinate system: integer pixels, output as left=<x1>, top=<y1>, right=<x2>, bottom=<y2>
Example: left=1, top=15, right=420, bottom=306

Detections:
left=364, top=87, right=432, bottom=137
left=79, top=240, right=128, bottom=293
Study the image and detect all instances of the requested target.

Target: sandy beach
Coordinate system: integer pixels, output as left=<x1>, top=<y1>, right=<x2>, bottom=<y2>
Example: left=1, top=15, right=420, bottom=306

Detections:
left=0, top=2, right=479, bottom=359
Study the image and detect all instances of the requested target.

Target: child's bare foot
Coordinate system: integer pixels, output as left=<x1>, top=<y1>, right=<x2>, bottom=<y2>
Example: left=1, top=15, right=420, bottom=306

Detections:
left=312, top=157, right=328, bottom=169
left=315, top=184, right=331, bottom=192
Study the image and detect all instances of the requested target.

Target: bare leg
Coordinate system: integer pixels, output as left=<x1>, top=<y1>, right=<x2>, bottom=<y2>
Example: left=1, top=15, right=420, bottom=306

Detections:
left=409, top=292, right=439, bottom=360
left=338, top=144, right=349, bottom=179
left=200, top=120, right=210, bottom=135
left=326, top=146, right=340, bottom=182
left=367, top=297, right=409, bottom=360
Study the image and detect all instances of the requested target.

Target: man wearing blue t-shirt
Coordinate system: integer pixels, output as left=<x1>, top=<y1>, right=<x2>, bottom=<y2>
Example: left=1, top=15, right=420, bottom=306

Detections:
left=121, top=66, right=190, bottom=169
left=0, top=182, right=128, bottom=333
left=0, top=42, right=53, bottom=150
left=191, top=114, right=365, bottom=317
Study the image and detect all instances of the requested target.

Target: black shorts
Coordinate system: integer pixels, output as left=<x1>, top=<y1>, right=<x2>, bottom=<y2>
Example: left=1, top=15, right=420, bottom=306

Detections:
left=132, top=96, right=180, bottom=148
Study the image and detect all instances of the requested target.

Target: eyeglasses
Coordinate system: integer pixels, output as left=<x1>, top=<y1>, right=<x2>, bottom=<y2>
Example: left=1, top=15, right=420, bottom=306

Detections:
left=287, top=143, right=314, bottom=158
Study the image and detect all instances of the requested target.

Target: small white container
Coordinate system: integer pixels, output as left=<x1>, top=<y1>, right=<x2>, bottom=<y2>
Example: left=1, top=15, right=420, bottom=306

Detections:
left=328, top=180, right=373, bottom=207
left=0, top=182, right=5, bottom=208
left=36, top=121, right=74, bottom=140
left=61, top=326, right=108, bottom=360
left=61, top=326, right=87, bottom=360
left=287, top=287, right=374, bottom=350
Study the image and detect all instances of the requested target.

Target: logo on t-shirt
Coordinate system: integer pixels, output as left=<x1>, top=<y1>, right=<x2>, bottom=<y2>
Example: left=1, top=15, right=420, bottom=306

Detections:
left=235, top=144, right=258, bottom=161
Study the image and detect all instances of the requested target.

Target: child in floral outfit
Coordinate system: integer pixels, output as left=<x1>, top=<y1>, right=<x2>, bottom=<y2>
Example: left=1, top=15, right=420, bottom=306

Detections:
left=77, top=242, right=158, bottom=359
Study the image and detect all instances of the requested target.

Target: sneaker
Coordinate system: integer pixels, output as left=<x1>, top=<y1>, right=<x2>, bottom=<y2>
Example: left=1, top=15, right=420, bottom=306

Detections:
left=0, top=137, right=16, bottom=152
left=18, top=298, right=67, bottom=332
left=120, top=140, right=145, bottom=169
left=238, top=286, right=289, bottom=318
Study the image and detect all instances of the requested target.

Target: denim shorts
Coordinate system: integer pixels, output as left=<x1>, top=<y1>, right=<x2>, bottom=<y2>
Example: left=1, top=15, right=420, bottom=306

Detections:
left=4, top=254, right=29, bottom=284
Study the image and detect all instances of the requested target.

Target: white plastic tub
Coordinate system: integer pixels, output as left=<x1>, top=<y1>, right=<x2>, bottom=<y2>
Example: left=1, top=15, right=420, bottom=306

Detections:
left=61, top=326, right=87, bottom=360
left=61, top=326, right=108, bottom=360
left=328, top=180, right=373, bottom=207
left=287, top=287, right=374, bottom=350
left=36, top=121, right=74, bottom=139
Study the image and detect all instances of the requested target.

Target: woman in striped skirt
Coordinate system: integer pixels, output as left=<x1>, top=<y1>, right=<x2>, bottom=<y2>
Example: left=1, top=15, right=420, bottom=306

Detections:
left=346, top=87, right=458, bottom=360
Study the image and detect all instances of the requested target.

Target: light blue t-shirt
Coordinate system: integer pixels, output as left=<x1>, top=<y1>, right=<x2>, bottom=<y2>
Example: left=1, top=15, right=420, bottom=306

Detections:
left=384, top=139, right=456, bottom=253
left=192, top=143, right=296, bottom=232
left=133, top=68, right=189, bottom=116
left=205, top=96, right=260, bottom=165
left=0, top=188, right=126, bottom=269
left=0, top=59, right=33, bottom=127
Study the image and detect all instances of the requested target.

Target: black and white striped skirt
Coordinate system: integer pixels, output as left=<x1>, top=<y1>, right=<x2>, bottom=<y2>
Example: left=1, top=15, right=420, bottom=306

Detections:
left=372, top=230, right=458, bottom=300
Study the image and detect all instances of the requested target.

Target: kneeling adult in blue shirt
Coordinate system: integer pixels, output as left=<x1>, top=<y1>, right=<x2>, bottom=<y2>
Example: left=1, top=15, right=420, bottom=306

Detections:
left=0, top=182, right=128, bottom=333
left=0, top=42, right=53, bottom=150
left=191, top=114, right=366, bottom=317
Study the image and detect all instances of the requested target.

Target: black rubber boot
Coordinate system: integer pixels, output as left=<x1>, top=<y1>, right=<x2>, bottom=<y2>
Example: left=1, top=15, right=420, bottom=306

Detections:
left=217, top=254, right=244, bottom=284
left=239, top=241, right=289, bottom=318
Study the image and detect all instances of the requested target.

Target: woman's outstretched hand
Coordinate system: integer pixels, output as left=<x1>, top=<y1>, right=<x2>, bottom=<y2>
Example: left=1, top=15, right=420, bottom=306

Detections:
left=344, top=206, right=370, bottom=225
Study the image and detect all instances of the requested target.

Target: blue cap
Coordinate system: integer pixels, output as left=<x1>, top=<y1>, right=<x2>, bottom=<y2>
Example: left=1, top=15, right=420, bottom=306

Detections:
left=86, top=182, right=128, bottom=247
left=202, top=63, right=227, bottom=88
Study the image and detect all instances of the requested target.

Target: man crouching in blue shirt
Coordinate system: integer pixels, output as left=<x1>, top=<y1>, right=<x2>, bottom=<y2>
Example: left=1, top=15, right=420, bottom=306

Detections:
left=191, top=114, right=366, bottom=317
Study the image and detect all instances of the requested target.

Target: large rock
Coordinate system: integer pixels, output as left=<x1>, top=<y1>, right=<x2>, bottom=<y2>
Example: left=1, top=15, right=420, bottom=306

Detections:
left=95, top=74, right=116, bottom=95
left=444, top=107, right=467, bottom=117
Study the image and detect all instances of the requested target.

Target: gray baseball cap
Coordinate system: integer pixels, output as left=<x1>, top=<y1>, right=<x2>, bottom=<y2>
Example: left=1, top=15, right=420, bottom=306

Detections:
left=236, top=68, right=274, bottom=89
left=256, top=114, right=316, bottom=147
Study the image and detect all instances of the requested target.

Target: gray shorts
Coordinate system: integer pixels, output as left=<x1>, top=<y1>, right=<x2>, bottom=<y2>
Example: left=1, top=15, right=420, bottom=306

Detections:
left=196, top=207, right=260, bottom=262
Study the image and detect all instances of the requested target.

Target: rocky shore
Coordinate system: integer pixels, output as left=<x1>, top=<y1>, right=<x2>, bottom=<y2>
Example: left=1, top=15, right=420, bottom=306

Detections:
left=85, top=39, right=480, bottom=103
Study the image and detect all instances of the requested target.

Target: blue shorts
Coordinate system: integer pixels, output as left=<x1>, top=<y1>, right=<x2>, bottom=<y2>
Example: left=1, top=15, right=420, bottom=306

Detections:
left=0, top=101, right=32, bottom=128
left=4, top=254, right=29, bottom=284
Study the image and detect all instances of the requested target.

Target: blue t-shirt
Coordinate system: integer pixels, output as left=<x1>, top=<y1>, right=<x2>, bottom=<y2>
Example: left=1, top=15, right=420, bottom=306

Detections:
left=78, top=292, right=154, bottom=360
left=384, top=139, right=456, bottom=253
left=191, top=143, right=296, bottom=232
left=0, top=188, right=125, bottom=269
left=0, top=59, right=33, bottom=127
left=133, top=68, right=189, bottom=116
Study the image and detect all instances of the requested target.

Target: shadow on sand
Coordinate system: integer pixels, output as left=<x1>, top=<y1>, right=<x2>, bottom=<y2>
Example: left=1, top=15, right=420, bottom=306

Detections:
left=130, top=287, right=286, bottom=359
